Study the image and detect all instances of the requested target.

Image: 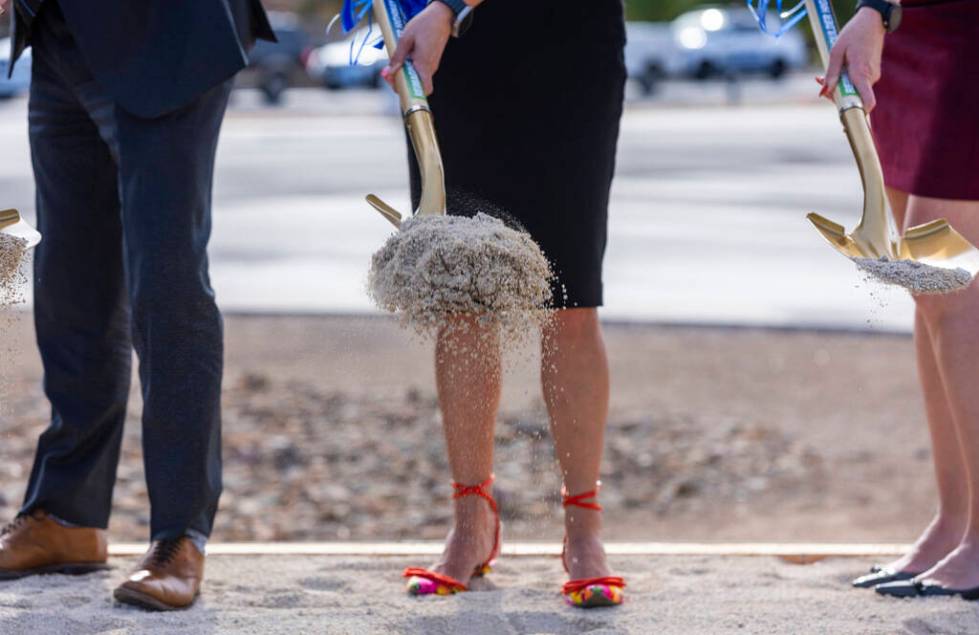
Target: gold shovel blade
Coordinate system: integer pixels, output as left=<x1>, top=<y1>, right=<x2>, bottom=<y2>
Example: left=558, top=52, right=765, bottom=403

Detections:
left=366, top=194, right=403, bottom=229
left=808, top=212, right=979, bottom=278
left=807, top=212, right=898, bottom=259
left=0, top=209, right=42, bottom=248
left=807, top=212, right=874, bottom=259
left=898, top=218, right=979, bottom=277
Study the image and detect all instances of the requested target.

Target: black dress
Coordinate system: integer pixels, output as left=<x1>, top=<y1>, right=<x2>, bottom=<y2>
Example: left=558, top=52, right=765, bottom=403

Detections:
left=409, top=0, right=627, bottom=308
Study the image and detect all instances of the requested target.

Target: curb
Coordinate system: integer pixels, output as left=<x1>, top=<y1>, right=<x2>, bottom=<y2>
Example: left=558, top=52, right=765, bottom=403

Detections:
left=108, top=542, right=909, bottom=558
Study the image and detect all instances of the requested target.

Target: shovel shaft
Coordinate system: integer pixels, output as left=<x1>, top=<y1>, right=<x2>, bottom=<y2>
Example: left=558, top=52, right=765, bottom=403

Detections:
left=371, top=0, right=446, bottom=217
left=805, top=0, right=893, bottom=258
left=841, top=108, right=892, bottom=257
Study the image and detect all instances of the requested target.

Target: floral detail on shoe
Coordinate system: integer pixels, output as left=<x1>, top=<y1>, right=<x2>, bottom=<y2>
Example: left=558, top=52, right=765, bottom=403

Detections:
left=403, top=568, right=468, bottom=596
left=562, top=577, right=626, bottom=608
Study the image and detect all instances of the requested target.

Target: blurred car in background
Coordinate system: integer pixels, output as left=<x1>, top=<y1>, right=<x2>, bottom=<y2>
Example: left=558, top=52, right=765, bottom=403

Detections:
left=305, top=29, right=388, bottom=90
left=624, top=23, right=673, bottom=95
left=244, top=12, right=312, bottom=104
left=668, top=6, right=807, bottom=79
left=0, top=39, right=31, bottom=99
left=625, top=6, right=808, bottom=94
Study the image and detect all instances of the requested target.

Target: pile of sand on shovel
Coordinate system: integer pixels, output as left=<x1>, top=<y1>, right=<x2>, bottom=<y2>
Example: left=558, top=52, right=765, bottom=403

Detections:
left=368, top=213, right=553, bottom=342
left=852, top=257, right=974, bottom=295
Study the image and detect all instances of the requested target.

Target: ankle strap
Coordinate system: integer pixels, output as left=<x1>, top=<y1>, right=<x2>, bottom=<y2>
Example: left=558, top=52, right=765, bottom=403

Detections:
left=452, top=475, right=498, bottom=514
left=451, top=475, right=502, bottom=571
left=561, top=482, right=603, bottom=511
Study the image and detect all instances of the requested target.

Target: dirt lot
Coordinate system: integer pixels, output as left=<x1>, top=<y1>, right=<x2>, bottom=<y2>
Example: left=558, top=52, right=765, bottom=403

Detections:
left=0, top=313, right=933, bottom=545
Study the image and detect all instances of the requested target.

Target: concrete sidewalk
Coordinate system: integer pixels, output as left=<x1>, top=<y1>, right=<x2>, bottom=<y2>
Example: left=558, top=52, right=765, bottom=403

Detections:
left=0, top=547, right=974, bottom=634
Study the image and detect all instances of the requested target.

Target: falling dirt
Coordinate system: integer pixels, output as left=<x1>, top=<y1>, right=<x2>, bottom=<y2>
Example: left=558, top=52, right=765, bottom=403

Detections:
left=0, top=233, right=29, bottom=421
left=0, top=234, right=28, bottom=307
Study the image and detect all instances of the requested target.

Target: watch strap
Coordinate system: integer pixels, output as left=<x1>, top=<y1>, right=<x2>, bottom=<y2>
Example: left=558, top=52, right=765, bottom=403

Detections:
left=433, top=0, right=467, bottom=17
left=431, top=0, right=473, bottom=38
left=856, top=0, right=899, bottom=32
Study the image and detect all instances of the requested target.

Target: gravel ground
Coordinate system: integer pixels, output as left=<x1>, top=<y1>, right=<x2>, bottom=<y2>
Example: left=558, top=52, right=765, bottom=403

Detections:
left=0, top=313, right=933, bottom=545
left=2, top=554, right=977, bottom=634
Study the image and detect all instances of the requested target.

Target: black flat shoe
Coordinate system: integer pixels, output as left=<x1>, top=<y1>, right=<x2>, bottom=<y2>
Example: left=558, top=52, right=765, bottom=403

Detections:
left=852, top=566, right=920, bottom=589
left=875, top=579, right=979, bottom=600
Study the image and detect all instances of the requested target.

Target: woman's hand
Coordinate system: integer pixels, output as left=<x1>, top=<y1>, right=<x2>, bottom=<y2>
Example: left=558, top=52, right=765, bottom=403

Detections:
left=0, top=0, right=12, bottom=16
left=817, top=7, right=887, bottom=112
left=382, top=2, right=455, bottom=96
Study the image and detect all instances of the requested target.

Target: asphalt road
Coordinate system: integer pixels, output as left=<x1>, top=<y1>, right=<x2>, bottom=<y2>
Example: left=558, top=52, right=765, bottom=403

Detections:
left=0, top=83, right=914, bottom=331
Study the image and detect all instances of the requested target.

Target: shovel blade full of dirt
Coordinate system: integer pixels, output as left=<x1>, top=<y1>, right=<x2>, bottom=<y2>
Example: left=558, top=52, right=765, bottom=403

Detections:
left=804, top=0, right=979, bottom=279
left=0, top=209, right=42, bottom=249
left=364, top=0, right=446, bottom=230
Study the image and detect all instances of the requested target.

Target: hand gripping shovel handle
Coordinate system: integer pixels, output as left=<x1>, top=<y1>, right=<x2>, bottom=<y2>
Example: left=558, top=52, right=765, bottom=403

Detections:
left=804, top=0, right=892, bottom=258
left=369, top=0, right=446, bottom=225
left=806, top=0, right=863, bottom=111
left=373, top=0, right=430, bottom=116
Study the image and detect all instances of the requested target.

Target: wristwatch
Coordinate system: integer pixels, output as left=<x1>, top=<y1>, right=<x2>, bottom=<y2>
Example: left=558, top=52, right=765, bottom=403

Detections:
left=856, top=0, right=903, bottom=33
left=432, top=0, right=475, bottom=38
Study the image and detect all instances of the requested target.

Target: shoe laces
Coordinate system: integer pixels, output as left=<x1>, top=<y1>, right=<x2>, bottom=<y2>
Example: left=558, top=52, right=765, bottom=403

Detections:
left=149, top=538, right=184, bottom=566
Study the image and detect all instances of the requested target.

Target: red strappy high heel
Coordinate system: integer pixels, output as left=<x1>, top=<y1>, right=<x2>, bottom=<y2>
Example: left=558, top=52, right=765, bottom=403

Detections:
left=403, top=475, right=501, bottom=596
left=561, top=483, right=626, bottom=608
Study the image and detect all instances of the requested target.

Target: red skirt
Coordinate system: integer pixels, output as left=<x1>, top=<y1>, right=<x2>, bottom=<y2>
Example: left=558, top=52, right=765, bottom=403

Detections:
left=870, top=0, right=979, bottom=200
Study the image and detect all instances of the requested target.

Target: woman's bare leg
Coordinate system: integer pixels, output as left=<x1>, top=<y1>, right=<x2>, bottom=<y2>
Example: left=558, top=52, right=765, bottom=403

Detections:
left=426, top=317, right=501, bottom=584
left=542, top=308, right=613, bottom=580
left=884, top=312, right=970, bottom=573
left=905, top=195, right=979, bottom=588
left=882, top=189, right=970, bottom=573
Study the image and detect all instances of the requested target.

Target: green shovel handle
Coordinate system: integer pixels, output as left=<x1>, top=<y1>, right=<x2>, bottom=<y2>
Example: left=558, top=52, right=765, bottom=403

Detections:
left=805, top=0, right=862, bottom=111
left=373, top=0, right=429, bottom=114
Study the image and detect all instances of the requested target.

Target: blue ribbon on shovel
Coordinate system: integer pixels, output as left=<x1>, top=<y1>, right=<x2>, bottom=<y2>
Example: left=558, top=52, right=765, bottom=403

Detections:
left=338, top=0, right=428, bottom=62
left=746, top=0, right=809, bottom=37
left=341, top=0, right=427, bottom=32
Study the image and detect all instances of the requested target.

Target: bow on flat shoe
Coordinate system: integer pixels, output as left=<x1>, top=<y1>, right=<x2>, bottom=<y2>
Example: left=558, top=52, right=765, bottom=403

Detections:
left=875, top=579, right=979, bottom=601
left=852, top=565, right=921, bottom=589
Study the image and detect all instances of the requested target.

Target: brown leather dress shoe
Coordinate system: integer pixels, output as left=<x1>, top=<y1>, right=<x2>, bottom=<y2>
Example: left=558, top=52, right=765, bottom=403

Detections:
left=0, top=509, right=109, bottom=580
left=114, top=537, right=204, bottom=611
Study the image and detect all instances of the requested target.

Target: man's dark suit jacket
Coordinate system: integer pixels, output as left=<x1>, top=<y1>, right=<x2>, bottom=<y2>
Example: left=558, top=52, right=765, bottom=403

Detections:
left=9, top=0, right=275, bottom=118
